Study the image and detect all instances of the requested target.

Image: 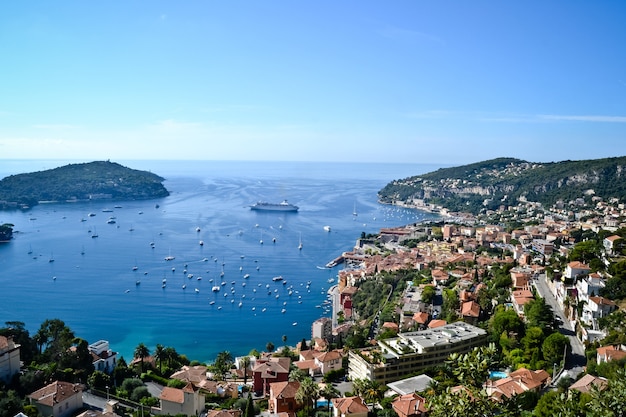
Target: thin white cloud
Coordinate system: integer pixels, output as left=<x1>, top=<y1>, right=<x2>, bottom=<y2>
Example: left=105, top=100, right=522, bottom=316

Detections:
left=538, top=114, right=626, bottom=123
left=405, top=110, right=626, bottom=124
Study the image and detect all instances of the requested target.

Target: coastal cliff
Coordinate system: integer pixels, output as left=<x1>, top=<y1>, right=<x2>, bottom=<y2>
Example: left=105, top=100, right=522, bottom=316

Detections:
left=0, top=160, right=169, bottom=209
left=378, top=156, right=626, bottom=215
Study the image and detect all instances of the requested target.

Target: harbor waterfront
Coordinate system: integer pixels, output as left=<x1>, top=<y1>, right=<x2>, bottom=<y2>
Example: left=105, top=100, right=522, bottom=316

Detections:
left=0, top=160, right=441, bottom=363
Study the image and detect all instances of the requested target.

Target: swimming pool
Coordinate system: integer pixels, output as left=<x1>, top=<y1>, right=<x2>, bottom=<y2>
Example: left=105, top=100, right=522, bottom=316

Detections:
left=489, top=371, right=508, bottom=379
left=316, top=400, right=334, bottom=408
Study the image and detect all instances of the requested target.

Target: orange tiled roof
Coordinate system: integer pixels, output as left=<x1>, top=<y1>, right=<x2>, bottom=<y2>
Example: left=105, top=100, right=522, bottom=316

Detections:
left=170, top=365, right=208, bottom=385
left=299, top=350, right=316, bottom=361
left=316, top=350, right=342, bottom=362
left=568, top=261, right=590, bottom=269
left=29, top=381, right=83, bottom=407
left=427, top=319, right=447, bottom=328
left=461, top=301, right=480, bottom=318
left=270, top=380, right=300, bottom=399
left=159, top=384, right=193, bottom=404
left=208, top=410, right=242, bottom=417
left=597, top=345, right=626, bottom=362
left=569, top=374, right=607, bottom=393
left=294, top=359, right=316, bottom=371
left=392, top=393, right=428, bottom=417
left=332, top=396, right=369, bottom=414
left=589, top=296, right=616, bottom=306
left=253, top=357, right=291, bottom=378
left=412, top=312, right=429, bottom=324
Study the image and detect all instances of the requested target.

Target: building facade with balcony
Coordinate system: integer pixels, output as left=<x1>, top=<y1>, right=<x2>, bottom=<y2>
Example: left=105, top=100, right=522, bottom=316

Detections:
left=348, top=322, right=488, bottom=384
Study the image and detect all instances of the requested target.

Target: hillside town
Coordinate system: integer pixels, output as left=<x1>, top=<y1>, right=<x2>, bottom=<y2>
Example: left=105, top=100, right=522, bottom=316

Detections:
left=2, top=190, right=626, bottom=417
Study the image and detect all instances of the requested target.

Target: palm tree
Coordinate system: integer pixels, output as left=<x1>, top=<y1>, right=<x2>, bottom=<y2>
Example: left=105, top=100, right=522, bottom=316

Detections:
left=134, top=343, right=150, bottom=374
left=154, top=344, right=165, bottom=373
left=319, top=383, right=341, bottom=414
left=351, top=378, right=368, bottom=397
left=295, top=377, right=320, bottom=417
left=214, top=350, right=234, bottom=380
left=164, top=346, right=177, bottom=368
left=289, top=368, right=308, bottom=382
left=362, top=380, right=385, bottom=409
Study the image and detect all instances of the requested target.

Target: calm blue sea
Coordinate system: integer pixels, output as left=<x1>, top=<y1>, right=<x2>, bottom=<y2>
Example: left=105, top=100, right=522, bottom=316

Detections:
left=0, top=160, right=442, bottom=363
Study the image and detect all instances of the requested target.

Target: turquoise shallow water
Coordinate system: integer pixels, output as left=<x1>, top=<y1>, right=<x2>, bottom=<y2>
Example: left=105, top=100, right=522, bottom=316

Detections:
left=0, top=160, right=441, bottom=363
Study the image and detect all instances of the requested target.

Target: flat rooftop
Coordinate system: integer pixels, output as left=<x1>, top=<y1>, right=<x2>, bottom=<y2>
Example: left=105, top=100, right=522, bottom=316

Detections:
left=382, top=322, right=487, bottom=354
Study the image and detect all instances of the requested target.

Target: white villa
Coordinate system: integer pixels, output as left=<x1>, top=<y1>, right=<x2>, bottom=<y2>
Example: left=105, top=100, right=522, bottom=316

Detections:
left=0, top=335, right=20, bottom=384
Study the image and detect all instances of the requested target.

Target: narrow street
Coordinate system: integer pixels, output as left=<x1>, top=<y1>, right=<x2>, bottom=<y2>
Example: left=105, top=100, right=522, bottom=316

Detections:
left=533, top=274, right=586, bottom=380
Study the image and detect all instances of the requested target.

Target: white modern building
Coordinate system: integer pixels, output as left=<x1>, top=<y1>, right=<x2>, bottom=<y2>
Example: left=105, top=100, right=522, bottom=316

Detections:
left=348, top=322, right=488, bottom=384
left=88, top=340, right=118, bottom=374
left=312, top=317, right=332, bottom=340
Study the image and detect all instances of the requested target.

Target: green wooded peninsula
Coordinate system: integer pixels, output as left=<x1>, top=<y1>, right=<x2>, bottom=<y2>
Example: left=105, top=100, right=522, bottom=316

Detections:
left=379, top=156, right=626, bottom=215
left=0, top=161, right=169, bottom=210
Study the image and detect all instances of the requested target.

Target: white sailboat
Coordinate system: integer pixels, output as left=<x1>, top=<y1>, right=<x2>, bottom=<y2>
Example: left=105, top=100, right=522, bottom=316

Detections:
left=298, top=232, right=303, bottom=250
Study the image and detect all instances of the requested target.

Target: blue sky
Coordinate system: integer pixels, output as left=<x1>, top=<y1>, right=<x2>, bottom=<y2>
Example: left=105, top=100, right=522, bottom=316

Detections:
left=1, top=1, right=625, bottom=164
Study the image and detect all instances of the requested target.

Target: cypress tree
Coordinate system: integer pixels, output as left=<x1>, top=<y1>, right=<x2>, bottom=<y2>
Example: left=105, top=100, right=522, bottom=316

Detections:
left=245, top=392, right=255, bottom=417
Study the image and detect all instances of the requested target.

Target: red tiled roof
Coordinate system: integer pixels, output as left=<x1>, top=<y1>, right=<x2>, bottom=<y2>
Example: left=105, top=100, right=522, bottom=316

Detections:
left=208, top=410, right=242, bottom=417
left=294, top=359, right=316, bottom=371
left=589, top=296, right=616, bottom=306
left=567, top=261, right=590, bottom=270
left=392, top=393, right=428, bottom=417
left=270, top=380, right=300, bottom=399
left=29, top=381, right=83, bottom=407
left=597, top=345, right=626, bottom=362
left=461, top=301, right=480, bottom=318
left=569, top=374, right=607, bottom=393
left=382, top=322, right=399, bottom=330
left=427, top=319, right=447, bottom=328
left=253, top=357, right=291, bottom=379
left=332, top=396, right=369, bottom=414
left=412, top=312, right=429, bottom=324
left=160, top=386, right=185, bottom=403
left=316, top=350, right=342, bottom=362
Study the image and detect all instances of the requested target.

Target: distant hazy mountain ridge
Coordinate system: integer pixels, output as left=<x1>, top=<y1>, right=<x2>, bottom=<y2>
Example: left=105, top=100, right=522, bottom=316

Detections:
left=0, top=161, right=169, bottom=209
left=378, top=156, right=626, bottom=215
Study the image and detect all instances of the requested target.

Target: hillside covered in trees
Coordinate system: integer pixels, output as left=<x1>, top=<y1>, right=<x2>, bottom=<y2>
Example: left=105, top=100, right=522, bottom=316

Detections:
left=378, top=156, right=626, bottom=215
left=0, top=161, right=169, bottom=209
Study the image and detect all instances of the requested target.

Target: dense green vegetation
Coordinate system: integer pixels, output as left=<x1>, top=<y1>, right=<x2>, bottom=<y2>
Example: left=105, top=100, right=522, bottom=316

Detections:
left=378, top=156, right=626, bottom=214
left=0, top=161, right=169, bottom=209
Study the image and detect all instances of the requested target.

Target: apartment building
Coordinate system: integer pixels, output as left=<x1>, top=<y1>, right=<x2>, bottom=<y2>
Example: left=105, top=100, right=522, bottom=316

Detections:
left=347, top=322, right=488, bottom=384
